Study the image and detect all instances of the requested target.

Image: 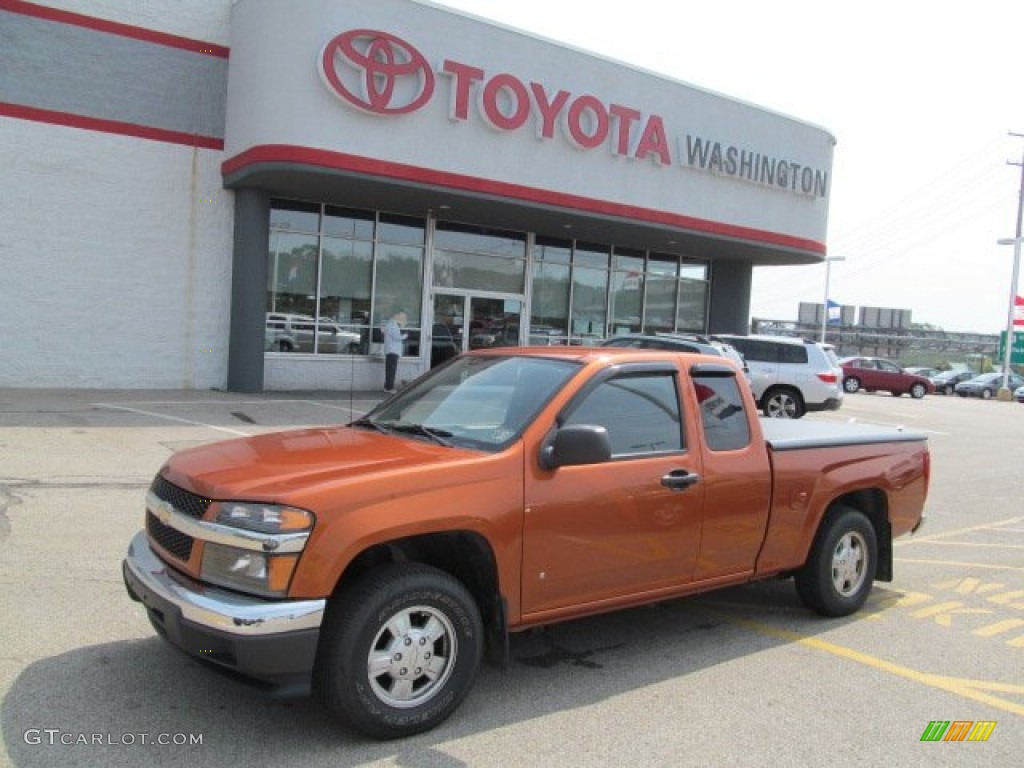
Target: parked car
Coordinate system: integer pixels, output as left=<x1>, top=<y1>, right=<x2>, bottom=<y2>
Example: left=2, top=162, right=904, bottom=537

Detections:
left=602, top=334, right=750, bottom=383
left=839, top=357, right=934, bottom=398
left=1015, top=385, right=1024, bottom=403
left=266, top=313, right=360, bottom=354
left=904, top=366, right=940, bottom=379
left=714, top=334, right=843, bottom=418
left=929, top=369, right=975, bottom=395
left=954, top=372, right=1024, bottom=399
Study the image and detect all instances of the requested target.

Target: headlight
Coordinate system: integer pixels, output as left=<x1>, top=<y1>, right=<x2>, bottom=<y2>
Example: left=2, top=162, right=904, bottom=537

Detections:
left=200, top=502, right=313, bottom=597
left=212, top=502, right=313, bottom=533
left=200, top=543, right=300, bottom=598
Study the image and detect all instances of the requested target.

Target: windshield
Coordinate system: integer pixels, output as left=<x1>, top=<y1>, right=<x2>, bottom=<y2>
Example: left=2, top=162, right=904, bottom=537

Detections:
left=355, top=355, right=581, bottom=451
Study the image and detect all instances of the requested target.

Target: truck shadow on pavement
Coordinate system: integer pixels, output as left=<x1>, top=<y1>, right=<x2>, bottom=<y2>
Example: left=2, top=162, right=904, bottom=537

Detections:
left=1, top=577, right=896, bottom=767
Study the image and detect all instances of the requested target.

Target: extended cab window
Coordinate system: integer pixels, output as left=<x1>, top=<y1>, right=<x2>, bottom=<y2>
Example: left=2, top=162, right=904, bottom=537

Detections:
left=563, top=372, right=683, bottom=457
left=693, top=373, right=750, bottom=451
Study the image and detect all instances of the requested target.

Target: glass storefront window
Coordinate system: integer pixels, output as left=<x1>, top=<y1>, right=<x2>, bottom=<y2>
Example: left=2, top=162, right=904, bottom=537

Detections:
left=609, top=247, right=644, bottom=335
left=530, top=237, right=572, bottom=343
left=321, top=236, right=372, bottom=353
left=681, top=261, right=708, bottom=280
left=677, top=278, right=709, bottom=332
left=574, top=242, right=609, bottom=269
left=264, top=198, right=713, bottom=360
left=433, top=221, right=526, bottom=293
left=323, top=205, right=375, bottom=240
left=267, top=231, right=319, bottom=314
left=570, top=265, right=608, bottom=342
left=267, top=201, right=424, bottom=357
left=269, top=200, right=319, bottom=233
left=434, top=222, right=526, bottom=257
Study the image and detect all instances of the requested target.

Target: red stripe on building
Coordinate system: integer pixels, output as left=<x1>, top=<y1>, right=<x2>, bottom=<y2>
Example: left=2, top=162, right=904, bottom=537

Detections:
left=0, top=0, right=229, bottom=58
left=1, top=103, right=224, bottom=150
left=223, top=144, right=827, bottom=255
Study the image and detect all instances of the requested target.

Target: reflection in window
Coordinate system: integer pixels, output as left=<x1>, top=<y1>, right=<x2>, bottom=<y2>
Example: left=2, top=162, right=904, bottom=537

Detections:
left=433, top=221, right=526, bottom=292
left=609, top=248, right=644, bottom=335
left=564, top=373, right=683, bottom=456
left=267, top=201, right=424, bottom=356
left=676, top=278, right=708, bottom=333
left=693, top=373, right=750, bottom=451
left=530, top=237, right=572, bottom=343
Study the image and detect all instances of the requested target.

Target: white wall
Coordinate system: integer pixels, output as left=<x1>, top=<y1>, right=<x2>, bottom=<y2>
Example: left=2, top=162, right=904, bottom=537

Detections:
left=0, top=120, right=234, bottom=388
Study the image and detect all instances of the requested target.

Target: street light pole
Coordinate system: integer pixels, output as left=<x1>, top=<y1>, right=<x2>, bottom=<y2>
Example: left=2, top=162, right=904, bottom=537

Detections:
left=996, top=236, right=1022, bottom=398
left=996, top=136, right=1024, bottom=400
left=820, top=255, right=845, bottom=343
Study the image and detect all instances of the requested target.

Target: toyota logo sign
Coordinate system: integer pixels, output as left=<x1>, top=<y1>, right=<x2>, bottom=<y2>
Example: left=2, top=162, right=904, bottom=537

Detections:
left=319, top=29, right=434, bottom=115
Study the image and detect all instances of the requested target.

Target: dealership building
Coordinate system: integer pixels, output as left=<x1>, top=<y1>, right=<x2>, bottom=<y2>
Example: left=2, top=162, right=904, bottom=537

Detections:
left=1, top=0, right=835, bottom=392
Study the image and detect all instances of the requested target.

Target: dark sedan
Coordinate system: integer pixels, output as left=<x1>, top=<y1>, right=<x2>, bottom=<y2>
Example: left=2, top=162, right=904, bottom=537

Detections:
left=955, top=372, right=1024, bottom=399
left=839, top=356, right=934, bottom=398
left=929, top=369, right=975, bottom=395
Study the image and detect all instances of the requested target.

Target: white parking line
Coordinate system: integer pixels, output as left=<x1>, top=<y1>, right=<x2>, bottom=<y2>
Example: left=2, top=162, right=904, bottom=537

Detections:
left=93, top=403, right=253, bottom=437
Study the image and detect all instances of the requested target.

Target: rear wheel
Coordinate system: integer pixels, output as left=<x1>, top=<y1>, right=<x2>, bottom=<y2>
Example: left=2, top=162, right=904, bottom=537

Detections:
left=315, top=562, right=483, bottom=739
left=761, top=387, right=804, bottom=419
left=795, top=506, right=877, bottom=617
left=843, top=377, right=861, bottom=394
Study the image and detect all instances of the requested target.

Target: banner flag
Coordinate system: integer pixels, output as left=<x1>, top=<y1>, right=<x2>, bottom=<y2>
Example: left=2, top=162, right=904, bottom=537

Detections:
left=826, top=299, right=842, bottom=325
left=1015, top=295, right=1024, bottom=327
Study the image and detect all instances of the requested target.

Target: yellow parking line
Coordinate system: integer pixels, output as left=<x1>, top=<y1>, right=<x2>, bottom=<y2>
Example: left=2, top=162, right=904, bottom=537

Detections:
left=897, top=515, right=1024, bottom=546
left=701, top=609, right=1024, bottom=717
left=895, top=558, right=1024, bottom=572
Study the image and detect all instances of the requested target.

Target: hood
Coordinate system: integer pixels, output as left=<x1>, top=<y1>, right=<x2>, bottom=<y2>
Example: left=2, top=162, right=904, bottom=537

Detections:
left=160, top=426, right=480, bottom=503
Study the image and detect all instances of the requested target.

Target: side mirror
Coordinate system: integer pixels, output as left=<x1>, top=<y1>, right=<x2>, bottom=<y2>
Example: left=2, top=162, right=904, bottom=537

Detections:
left=539, top=424, right=612, bottom=469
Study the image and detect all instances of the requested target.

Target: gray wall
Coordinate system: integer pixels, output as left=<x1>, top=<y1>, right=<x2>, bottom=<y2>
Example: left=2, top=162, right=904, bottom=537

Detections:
left=708, top=260, right=753, bottom=335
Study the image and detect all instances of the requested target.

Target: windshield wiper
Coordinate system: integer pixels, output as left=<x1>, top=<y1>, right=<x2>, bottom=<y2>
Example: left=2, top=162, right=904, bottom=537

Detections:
left=350, top=417, right=393, bottom=435
left=388, top=423, right=454, bottom=447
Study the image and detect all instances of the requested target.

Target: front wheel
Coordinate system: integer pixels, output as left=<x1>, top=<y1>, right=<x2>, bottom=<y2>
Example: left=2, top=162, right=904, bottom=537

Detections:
left=981, top=388, right=993, bottom=400
left=910, top=383, right=927, bottom=399
left=794, top=506, right=877, bottom=617
left=315, top=562, right=483, bottom=739
left=761, top=388, right=805, bottom=419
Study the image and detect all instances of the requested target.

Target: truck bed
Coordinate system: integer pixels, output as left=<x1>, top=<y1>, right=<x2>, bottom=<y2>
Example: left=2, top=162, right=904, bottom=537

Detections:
left=761, top=418, right=927, bottom=451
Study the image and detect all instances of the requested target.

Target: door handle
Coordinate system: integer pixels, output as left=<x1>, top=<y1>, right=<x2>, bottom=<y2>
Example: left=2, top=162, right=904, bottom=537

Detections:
left=661, top=469, right=700, bottom=491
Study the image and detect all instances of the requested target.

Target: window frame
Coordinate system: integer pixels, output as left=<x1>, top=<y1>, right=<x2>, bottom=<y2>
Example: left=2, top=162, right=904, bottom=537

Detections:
left=556, top=362, right=687, bottom=460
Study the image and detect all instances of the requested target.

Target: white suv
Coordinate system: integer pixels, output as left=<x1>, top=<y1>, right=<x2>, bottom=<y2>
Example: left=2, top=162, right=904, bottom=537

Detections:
left=714, top=334, right=843, bottom=418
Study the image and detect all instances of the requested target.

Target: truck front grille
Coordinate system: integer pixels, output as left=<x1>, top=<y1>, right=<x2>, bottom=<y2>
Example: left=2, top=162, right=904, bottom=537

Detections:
left=149, top=475, right=211, bottom=520
left=147, top=511, right=194, bottom=561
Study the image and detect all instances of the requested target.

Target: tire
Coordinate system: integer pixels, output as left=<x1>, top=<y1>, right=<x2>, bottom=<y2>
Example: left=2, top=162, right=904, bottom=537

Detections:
left=843, top=377, right=861, bottom=394
left=890, top=391, right=902, bottom=397
left=277, top=340, right=293, bottom=352
left=910, top=383, right=927, bottom=399
left=981, top=388, right=993, bottom=400
left=794, top=506, right=877, bottom=617
left=943, top=384, right=954, bottom=395
left=315, top=562, right=483, bottom=739
left=761, top=387, right=805, bottom=419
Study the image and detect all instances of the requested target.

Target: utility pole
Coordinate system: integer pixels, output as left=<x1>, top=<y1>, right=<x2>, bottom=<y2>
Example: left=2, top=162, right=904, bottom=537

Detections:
left=997, top=133, right=1024, bottom=399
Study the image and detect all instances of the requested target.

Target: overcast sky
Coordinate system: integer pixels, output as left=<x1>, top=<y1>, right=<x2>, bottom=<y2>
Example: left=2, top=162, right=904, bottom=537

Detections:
left=438, top=0, right=1024, bottom=334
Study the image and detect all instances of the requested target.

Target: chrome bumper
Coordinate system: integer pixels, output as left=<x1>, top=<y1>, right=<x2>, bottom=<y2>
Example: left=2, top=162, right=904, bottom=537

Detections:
left=123, top=530, right=325, bottom=637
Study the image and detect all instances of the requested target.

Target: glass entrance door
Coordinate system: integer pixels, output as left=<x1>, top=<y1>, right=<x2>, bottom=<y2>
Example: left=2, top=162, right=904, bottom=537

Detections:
left=431, top=293, right=523, bottom=367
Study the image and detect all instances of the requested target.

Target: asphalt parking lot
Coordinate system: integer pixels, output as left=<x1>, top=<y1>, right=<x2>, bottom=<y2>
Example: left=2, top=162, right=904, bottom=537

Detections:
left=0, top=387, right=1021, bottom=767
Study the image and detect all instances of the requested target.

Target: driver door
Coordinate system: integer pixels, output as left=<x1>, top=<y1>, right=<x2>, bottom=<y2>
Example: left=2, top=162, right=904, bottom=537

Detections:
left=521, top=366, right=704, bottom=616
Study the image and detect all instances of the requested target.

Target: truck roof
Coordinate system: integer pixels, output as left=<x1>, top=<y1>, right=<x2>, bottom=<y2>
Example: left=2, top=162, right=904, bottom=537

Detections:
left=468, top=346, right=730, bottom=367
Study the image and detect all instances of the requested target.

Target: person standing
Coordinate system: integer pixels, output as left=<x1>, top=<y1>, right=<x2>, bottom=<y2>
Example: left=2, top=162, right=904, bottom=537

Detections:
left=383, top=309, right=407, bottom=393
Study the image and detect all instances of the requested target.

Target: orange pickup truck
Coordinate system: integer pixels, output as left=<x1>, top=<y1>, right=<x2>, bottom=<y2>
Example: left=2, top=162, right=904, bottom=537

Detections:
left=123, top=347, right=929, bottom=738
